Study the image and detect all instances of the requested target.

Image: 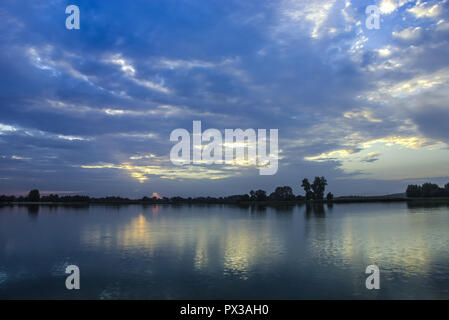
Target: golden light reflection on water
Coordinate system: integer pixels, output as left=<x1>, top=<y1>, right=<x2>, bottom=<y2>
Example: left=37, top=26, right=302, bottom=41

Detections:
left=79, top=204, right=448, bottom=290
left=307, top=211, right=434, bottom=278
left=3, top=203, right=449, bottom=299
left=118, top=214, right=153, bottom=250
left=152, top=205, right=159, bottom=216
left=222, top=235, right=252, bottom=280
left=192, top=216, right=286, bottom=279
left=80, top=207, right=286, bottom=279
left=81, top=212, right=161, bottom=254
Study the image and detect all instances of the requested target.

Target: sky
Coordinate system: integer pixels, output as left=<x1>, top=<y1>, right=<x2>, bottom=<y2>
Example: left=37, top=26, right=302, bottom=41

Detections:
left=0, top=0, right=448, bottom=198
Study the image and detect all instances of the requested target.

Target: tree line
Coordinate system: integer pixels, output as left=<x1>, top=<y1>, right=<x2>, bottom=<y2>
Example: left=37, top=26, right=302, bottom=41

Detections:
left=3, top=180, right=449, bottom=204
left=0, top=177, right=334, bottom=203
left=406, top=182, right=449, bottom=198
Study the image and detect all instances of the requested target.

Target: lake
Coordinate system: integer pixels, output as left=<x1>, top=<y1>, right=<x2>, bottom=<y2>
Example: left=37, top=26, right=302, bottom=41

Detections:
left=0, top=202, right=448, bottom=299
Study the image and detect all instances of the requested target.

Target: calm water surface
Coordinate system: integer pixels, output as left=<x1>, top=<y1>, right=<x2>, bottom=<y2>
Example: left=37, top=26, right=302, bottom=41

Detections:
left=0, top=202, right=448, bottom=299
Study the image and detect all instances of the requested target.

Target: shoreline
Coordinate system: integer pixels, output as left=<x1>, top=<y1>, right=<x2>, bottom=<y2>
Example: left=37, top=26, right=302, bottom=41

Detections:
left=2, top=197, right=449, bottom=206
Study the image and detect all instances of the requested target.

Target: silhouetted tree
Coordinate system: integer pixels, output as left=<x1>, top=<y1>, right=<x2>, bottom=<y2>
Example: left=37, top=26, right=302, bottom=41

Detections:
left=255, top=189, right=267, bottom=201
left=249, top=190, right=256, bottom=201
left=311, top=176, right=327, bottom=200
left=269, top=186, right=295, bottom=201
left=406, top=182, right=449, bottom=197
left=226, top=194, right=249, bottom=202
left=406, top=184, right=422, bottom=197
left=27, top=189, right=40, bottom=202
left=421, top=183, right=441, bottom=197
left=41, top=194, right=57, bottom=202
left=0, top=195, right=16, bottom=202
left=301, top=178, right=313, bottom=200
left=326, top=192, right=334, bottom=201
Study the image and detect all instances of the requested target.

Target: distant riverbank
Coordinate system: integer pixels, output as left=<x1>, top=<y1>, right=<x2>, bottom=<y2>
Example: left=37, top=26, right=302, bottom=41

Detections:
left=2, top=197, right=449, bottom=206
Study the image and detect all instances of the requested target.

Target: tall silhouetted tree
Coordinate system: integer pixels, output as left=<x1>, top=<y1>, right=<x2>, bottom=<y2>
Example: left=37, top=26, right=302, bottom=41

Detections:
left=27, top=189, right=40, bottom=202
left=301, top=178, right=314, bottom=200
left=311, top=176, right=327, bottom=200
